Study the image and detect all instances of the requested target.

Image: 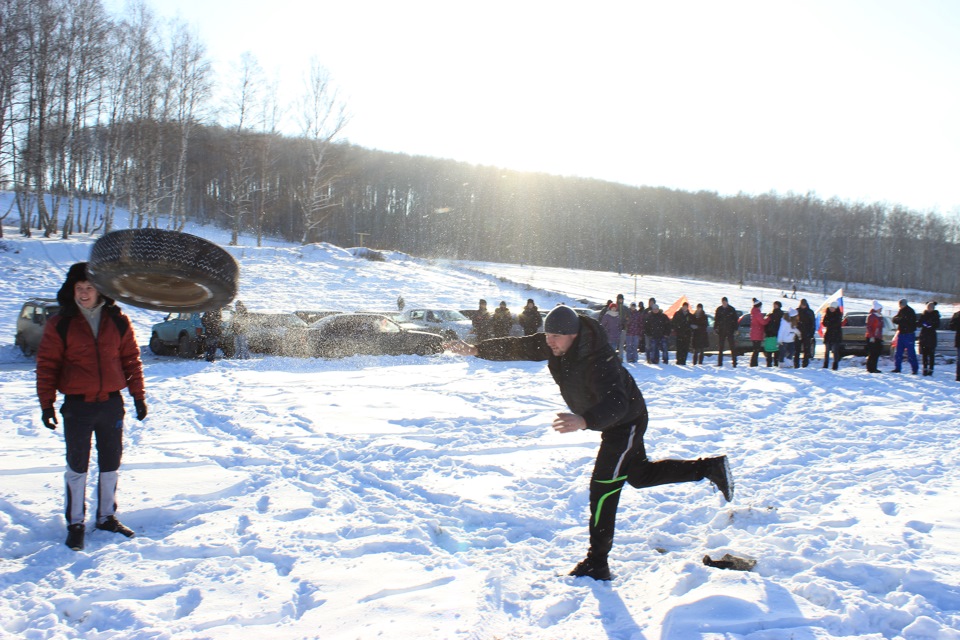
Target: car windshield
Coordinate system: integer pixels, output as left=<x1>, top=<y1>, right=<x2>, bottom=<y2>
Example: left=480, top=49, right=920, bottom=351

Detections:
left=434, top=310, right=468, bottom=322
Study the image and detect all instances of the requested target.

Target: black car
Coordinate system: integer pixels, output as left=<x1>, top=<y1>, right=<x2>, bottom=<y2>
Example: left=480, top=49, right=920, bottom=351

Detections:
left=308, top=313, right=444, bottom=358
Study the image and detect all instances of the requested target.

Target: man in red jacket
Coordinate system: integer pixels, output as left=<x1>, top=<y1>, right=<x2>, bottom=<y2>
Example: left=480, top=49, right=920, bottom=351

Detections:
left=36, top=262, right=147, bottom=550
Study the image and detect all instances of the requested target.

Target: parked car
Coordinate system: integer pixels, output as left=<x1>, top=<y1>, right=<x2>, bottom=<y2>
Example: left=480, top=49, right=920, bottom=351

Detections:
left=293, top=310, right=341, bottom=324
left=840, top=312, right=895, bottom=356
left=891, top=327, right=956, bottom=357
left=733, top=314, right=758, bottom=356
left=398, top=308, right=473, bottom=340
left=150, top=309, right=236, bottom=358
left=238, top=312, right=310, bottom=357
left=573, top=307, right=601, bottom=320
left=15, top=298, right=60, bottom=356
left=308, top=313, right=444, bottom=358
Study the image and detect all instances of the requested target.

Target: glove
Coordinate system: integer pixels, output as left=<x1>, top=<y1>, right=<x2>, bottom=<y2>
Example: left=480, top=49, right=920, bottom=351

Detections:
left=42, top=407, right=58, bottom=430
left=134, top=398, right=148, bottom=421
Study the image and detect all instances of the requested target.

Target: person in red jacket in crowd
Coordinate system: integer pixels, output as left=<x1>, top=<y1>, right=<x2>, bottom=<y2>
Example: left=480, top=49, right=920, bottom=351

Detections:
left=748, top=299, right=769, bottom=367
left=36, top=262, right=147, bottom=551
left=865, top=301, right=885, bottom=373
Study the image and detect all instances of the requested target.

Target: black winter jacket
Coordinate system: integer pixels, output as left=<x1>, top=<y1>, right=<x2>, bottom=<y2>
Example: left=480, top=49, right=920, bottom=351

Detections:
left=765, top=308, right=784, bottom=338
left=672, top=310, right=693, bottom=339
left=948, top=311, right=960, bottom=348
left=644, top=312, right=671, bottom=339
left=475, top=316, right=647, bottom=432
left=797, top=305, right=816, bottom=340
left=918, top=310, right=940, bottom=349
left=822, top=308, right=843, bottom=344
left=893, top=305, right=918, bottom=334
left=714, top=305, right=739, bottom=335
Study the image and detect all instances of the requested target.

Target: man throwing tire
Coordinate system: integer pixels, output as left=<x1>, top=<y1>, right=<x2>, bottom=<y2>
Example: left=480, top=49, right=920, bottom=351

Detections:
left=445, top=304, right=733, bottom=581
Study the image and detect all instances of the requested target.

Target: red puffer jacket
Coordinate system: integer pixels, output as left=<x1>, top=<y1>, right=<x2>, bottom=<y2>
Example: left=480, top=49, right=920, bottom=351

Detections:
left=36, top=307, right=145, bottom=409
left=865, top=310, right=884, bottom=341
left=749, top=306, right=769, bottom=341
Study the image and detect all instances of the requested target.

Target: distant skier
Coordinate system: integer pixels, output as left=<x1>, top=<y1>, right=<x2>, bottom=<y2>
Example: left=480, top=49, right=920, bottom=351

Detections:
left=444, top=304, right=733, bottom=581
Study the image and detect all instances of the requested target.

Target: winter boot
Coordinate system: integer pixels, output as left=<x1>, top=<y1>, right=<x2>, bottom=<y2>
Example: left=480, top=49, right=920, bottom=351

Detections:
left=65, top=523, right=85, bottom=550
left=569, top=554, right=611, bottom=581
left=701, top=456, right=734, bottom=502
left=95, top=515, right=135, bottom=538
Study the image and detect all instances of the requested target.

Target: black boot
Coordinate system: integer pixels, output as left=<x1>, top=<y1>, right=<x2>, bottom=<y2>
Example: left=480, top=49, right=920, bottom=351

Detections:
left=700, top=456, right=734, bottom=502
left=95, top=516, right=135, bottom=538
left=569, top=554, right=611, bottom=581
left=65, top=523, right=85, bottom=550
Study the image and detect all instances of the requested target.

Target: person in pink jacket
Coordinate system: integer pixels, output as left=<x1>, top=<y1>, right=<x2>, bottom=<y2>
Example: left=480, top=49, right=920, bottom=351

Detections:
left=749, top=299, right=769, bottom=367
left=865, top=301, right=885, bottom=373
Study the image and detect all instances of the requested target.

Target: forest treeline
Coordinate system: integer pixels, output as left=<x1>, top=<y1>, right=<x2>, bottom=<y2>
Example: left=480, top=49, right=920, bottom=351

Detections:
left=2, top=0, right=958, bottom=294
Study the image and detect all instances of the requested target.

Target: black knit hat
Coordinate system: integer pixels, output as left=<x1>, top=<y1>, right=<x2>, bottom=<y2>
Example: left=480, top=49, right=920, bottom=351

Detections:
left=56, top=262, right=114, bottom=311
left=544, top=305, right=581, bottom=335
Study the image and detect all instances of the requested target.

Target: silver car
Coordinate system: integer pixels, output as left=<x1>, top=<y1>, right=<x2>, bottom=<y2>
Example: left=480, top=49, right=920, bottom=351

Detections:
left=398, top=309, right=473, bottom=341
left=15, top=298, right=60, bottom=356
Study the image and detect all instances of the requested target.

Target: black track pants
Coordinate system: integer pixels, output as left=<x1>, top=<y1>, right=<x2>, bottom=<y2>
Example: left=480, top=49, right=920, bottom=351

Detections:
left=588, top=415, right=710, bottom=562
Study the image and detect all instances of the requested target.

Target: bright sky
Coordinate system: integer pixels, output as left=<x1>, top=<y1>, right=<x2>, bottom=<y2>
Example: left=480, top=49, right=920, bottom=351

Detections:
left=106, top=0, right=960, bottom=213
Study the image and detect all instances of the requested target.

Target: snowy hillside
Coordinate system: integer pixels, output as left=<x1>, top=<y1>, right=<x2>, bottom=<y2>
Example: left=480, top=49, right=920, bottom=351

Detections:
left=1, top=213, right=959, bottom=640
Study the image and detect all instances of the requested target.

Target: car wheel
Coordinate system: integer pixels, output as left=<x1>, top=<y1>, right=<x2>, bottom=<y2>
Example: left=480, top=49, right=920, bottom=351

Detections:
left=15, top=332, right=31, bottom=356
left=177, top=333, right=193, bottom=358
left=149, top=333, right=167, bottom=356
left=87, top=229, right=239, bottom=313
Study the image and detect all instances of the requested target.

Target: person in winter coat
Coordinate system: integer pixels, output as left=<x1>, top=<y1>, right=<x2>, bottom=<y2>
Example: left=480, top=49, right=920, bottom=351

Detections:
left=518, top=299, right=543, bottom=336
left=891, top=299, right=919, bottom=374
left=918, top=301, right=941, bottom=376
left=865, top=300, right=885, bottom=374
left=599, top=302, right=621, bottom=354
left=624, top=302, right=642, bottom=364
left=472, top=299, right=492, bottom=342
left=35, top=262, right=147, bottom=551
left=672, top=302, right=693, bottom=365
left=201, top=308, right=223, bottom=362
left=796, top=299, right=817, bottom=368
left=491, top=301, right=514, bottom=338
left=443, top=305, right=734, bottom=581
left=947, top=308, right=960, bottom=382
left=821, top=302, right=843, bottom=370
left=749, top=299, right=769, bottom=367
left=777, top=308, right=801, bottom=368
left=713, top=297, right=739, bottom=367
left=644, top=304, right=671, bottom=364
left=764, top=300, right=784, bottom=367
left=642, top=298, right=657, bottom=362
left=690, top=303, right=709, bottom=365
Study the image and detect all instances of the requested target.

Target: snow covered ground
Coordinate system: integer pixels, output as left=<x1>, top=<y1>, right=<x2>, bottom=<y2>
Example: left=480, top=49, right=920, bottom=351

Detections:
left=1, top=206, right=959, bottom=639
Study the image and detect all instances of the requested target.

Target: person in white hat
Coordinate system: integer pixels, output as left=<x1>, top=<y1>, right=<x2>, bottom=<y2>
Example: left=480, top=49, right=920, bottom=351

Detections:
left=778, top=308, right=801, bottom=367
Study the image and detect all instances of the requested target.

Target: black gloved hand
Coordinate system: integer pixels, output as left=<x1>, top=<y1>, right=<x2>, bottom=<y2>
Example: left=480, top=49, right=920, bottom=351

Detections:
left=42, top=407, right=58, bottom=430
left=134, top=398, right=148, bottom=421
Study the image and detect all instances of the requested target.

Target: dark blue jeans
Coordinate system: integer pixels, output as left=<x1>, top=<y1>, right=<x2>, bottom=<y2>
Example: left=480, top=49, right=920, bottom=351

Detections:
left=894, top=332, right=919, bottom=373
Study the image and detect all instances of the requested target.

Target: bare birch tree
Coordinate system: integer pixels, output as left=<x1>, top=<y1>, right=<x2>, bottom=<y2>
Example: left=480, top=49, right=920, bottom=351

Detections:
left=295, top=58, right=347, bottom=244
